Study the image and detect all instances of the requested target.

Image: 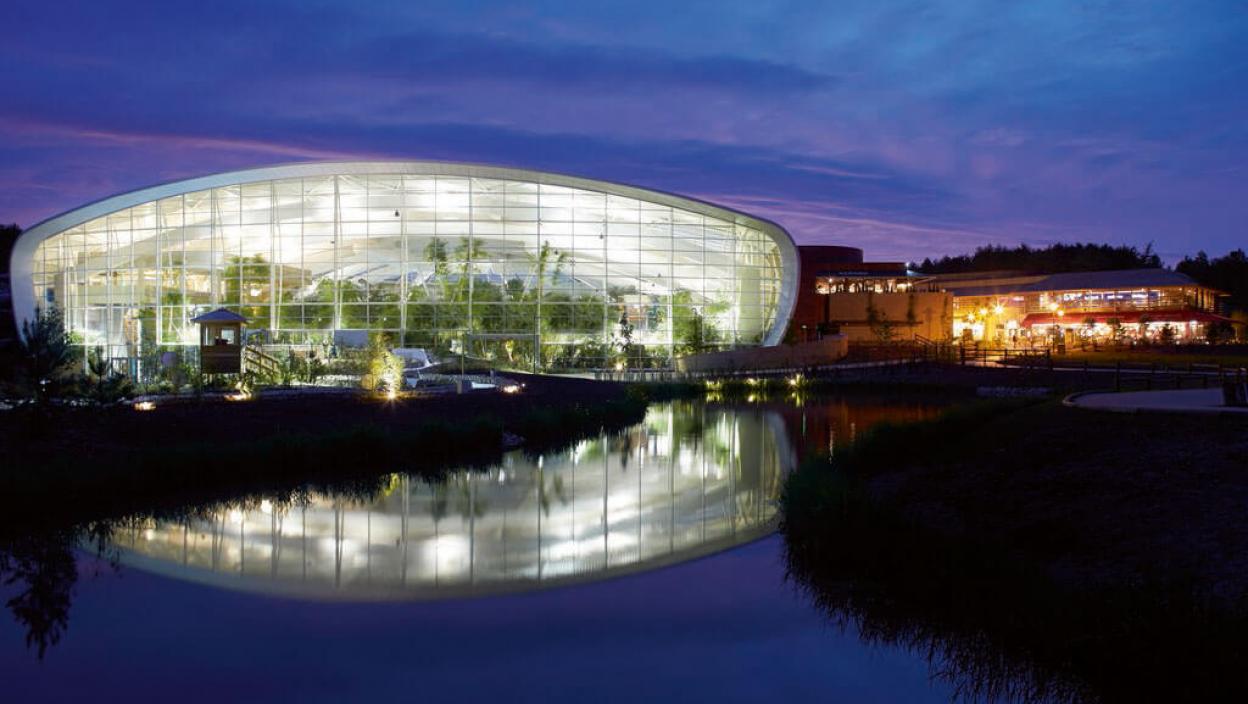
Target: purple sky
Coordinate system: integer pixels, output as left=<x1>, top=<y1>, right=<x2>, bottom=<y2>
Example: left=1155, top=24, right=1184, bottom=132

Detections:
left=2, top=1, right=1245, bottom=262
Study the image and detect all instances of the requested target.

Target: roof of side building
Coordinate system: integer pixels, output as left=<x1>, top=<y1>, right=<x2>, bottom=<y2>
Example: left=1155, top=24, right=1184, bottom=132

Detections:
left=940, top=268, right=1216, bottom=297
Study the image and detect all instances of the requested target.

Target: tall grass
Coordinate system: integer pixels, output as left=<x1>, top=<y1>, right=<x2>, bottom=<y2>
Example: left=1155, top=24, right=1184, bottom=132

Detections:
left=781, top=401, right=1248, bottom=702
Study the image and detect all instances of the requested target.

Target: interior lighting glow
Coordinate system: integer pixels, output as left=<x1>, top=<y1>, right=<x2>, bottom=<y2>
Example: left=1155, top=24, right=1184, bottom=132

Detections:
left=21, top=166, right=795, bottom=376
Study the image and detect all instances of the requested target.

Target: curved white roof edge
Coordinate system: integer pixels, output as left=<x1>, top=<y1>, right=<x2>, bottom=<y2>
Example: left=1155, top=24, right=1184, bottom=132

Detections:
left=11, top=160, right=799, bottom=346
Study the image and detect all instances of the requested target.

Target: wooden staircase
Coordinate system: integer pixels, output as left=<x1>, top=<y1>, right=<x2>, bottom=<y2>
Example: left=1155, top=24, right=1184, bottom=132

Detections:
left=242, top=345, right=283, bottom=379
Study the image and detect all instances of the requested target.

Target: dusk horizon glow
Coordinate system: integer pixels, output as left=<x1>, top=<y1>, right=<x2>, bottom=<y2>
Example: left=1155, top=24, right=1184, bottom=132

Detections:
left=3, top=1, right=1246, bottom=264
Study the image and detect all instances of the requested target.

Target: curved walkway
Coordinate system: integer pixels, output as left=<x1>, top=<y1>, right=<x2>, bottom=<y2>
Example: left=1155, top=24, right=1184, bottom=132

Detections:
left=1066, top=388, right=1248, bottom=415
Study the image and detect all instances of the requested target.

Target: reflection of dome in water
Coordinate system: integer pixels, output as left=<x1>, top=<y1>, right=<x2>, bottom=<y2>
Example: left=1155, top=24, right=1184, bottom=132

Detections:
left=114, top=405, right=794, bottom=599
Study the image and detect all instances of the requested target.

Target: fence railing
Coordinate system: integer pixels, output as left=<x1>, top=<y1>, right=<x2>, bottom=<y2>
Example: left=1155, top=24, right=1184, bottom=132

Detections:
left=242, top=345, right=283, bottom=380
left=971, top=345, right=1247, bottom=391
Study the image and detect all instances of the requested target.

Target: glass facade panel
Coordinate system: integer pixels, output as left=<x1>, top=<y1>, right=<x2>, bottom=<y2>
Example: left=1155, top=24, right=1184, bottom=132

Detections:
left=29, top=168, right=791, bottom=371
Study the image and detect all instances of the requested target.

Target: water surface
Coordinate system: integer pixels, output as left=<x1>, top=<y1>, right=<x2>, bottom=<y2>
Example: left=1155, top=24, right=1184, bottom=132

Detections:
left=115, top=403, right=796, bottom=599
left=1, top=396, right=958, bottom=703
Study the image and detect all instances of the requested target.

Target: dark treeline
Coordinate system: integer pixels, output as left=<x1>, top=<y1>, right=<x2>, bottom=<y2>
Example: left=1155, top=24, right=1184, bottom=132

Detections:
left=914, top=242, right=1162, bottom=275
left=915, top=242, right=1248, bottom=312
left=0, top=223, right=18, bottom=267
left=1, top=224, right=20, bottom=344
left=1177, top=249, right=1248, bottom=310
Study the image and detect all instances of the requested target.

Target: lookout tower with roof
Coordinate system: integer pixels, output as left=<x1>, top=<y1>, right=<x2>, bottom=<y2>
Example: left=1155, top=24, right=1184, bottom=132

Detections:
left=191, top=308, right=247, bottom=374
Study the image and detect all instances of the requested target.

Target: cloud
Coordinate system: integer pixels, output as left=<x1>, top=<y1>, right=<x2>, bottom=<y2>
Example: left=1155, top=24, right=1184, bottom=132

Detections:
left=2, top=1, right=1247, bottom=259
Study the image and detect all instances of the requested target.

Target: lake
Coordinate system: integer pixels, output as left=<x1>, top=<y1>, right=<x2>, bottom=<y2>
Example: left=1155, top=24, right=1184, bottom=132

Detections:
left=1, top=396, right=961, bottom=703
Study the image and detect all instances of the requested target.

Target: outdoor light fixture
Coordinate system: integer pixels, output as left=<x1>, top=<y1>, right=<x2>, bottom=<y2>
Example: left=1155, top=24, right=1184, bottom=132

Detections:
left=501, top=384, right=522, bottom=394
left=133, top=401, right=155, bottom=411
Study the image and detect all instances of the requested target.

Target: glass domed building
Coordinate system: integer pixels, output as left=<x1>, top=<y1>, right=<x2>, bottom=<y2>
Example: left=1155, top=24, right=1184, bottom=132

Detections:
left=10, top=162, right=798, bottom=374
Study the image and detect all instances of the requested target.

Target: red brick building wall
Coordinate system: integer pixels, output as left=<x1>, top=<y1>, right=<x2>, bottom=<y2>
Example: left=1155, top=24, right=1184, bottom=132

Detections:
left=788, top=246, right=863, bottom=341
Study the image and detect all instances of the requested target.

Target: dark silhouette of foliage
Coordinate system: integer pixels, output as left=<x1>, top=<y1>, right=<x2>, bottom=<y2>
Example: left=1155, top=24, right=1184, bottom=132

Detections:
left=1176, top=249, right=1248, bottom=312
left=0, top=223, right=19, bottom=270
left=915, top=242, right=1161, bottom=275
left=17, top=306, right=75, bottom=401
left=0, top=526, right=115, bottom=659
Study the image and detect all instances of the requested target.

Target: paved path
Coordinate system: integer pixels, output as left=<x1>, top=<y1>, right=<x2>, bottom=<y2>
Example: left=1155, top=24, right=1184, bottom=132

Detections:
left=1067, top=388, right=1248, bottom=414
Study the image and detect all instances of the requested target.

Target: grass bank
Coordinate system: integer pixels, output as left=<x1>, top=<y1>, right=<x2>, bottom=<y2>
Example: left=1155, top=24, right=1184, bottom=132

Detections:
left=0, top=376, right=647, bottom=531
left=782, top=400, right=1248, bottom=702
left=1042, top=346, right=1248, bottom=369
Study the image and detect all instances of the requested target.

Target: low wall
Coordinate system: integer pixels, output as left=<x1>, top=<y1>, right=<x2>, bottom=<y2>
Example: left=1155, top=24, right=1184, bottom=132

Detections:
left=675, top=335, right=848, bottom=373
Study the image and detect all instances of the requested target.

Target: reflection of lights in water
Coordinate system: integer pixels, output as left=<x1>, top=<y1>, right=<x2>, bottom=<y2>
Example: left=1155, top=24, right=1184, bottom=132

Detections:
left=116, top=404, right=792, bottom=599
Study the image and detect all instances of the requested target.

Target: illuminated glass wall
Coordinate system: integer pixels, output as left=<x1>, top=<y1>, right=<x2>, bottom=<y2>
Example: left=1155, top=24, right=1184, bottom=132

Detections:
left=30, top=171, right=788, bottom=369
